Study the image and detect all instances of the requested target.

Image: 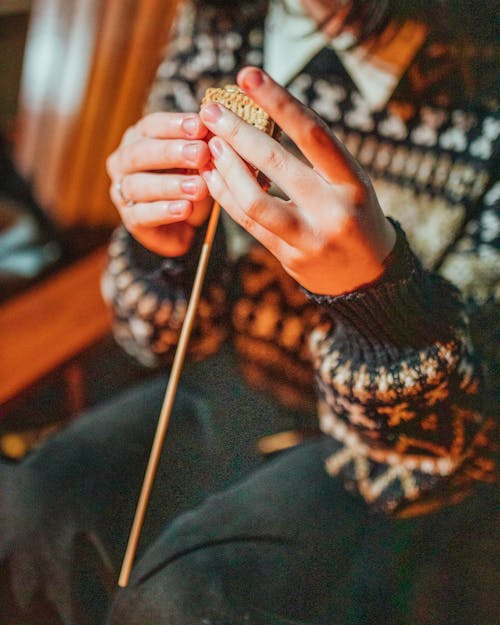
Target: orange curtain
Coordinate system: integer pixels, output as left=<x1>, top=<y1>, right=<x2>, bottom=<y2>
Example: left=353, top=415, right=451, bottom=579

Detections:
left=14, top=0, right=179, bottom=227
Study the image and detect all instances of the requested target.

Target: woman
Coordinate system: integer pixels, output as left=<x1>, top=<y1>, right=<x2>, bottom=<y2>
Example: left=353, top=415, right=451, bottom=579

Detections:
left=101, top=0, right=498, bottom=622
left=2, top=1, right=497, bottom=623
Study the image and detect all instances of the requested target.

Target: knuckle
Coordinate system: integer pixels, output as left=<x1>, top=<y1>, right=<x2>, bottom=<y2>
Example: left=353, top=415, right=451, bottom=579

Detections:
left=163, top=141, right=175, bottom=164
left=245, top=195, right=266, bottom=220
left=239, top=213, right=256, bottom=235
left=161, top=175, right=174, bottom=197
left=123, top=124, right=138, bottom=143
left=117, top=145, right=130, bottom=171
left=123, top=175, right=136, bottom=201
left=266, top=147, right=286, bottom=172
left=127, top=144, right=143, bottom=170
left=137, top=113, right=155, bottom=134
left=106, top=152, right=118, bottom=177
left=225, top=119, right=240, bottom=143
left=274, top=89, right=292, bottom=115
left=137, top=113, right=168, bottom=136
left=109, top=183, right=118, bottom=203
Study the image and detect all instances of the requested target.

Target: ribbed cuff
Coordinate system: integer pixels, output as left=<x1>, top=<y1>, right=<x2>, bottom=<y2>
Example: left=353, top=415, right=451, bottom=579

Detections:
left=306, top=220, right=465, bottom=354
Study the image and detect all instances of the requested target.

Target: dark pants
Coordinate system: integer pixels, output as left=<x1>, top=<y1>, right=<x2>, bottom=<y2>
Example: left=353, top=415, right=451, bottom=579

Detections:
left=1, top=352, right=497, bottom=625
left=107, top=440, right=382, bottom=625
left=106, top=439, right=497, bottom=625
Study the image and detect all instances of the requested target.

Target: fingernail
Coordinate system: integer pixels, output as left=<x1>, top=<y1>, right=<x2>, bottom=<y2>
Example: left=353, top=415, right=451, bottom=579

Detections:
left=182, top=142, right=201, bottom=163
left=180, top=178, right=198, bottom=194
left=209, top=138, right=224, bottom=159
left=241, top=68, right=264, bottom=90
left=181, top=116, right=198, bottom=136
left=201, top=103, right=222, bottom=123
left=169, top=200, right=188, bottom=216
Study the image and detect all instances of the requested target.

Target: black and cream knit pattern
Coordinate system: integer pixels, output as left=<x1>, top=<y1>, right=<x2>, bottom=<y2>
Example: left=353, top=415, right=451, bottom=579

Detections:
left=233, top=244, right=323, bottom=411
left=101, top=223, right=230, bottom=367
left=103, top=0, right=498, bottom=515
left=308, top=222, right=495, bottom=515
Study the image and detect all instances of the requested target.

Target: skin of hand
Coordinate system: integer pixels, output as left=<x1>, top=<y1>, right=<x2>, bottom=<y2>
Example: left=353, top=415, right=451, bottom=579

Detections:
left=106, top=112, right=213, bottom=256
left=199, top=66, right=396, bottom=296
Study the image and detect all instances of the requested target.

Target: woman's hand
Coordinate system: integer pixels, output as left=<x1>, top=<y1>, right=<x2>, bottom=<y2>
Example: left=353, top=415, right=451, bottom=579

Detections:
left=199, top=67, right=396, bottom=296
left=106, top=112, right=213, bottom=256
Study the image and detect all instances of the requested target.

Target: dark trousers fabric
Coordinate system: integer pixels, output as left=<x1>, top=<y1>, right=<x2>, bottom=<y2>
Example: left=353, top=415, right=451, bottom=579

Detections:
left=0, top=350, right=312, bottom=624
left=106, top=440, right=497, bottom=625
left=1, top=351, right=497, bottom=625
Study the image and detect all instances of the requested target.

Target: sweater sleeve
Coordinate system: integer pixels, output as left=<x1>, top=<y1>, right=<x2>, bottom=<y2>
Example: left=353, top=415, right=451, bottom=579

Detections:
left=308, top=219, right=496, bottom=517
left=101, top=224, right=230, bottom=367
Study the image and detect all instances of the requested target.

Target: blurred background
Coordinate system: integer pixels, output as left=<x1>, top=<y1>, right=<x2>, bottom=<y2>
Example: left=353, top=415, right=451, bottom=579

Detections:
left=0, top=0, right=179, bottom=461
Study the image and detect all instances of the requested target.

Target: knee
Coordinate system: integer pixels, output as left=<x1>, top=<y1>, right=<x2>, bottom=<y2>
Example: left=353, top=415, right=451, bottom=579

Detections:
left=107, top=557, right=235, bottom=625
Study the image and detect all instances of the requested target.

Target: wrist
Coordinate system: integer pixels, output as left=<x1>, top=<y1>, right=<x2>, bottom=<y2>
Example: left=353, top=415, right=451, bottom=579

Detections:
left=305, top=219, right=465, bottom=352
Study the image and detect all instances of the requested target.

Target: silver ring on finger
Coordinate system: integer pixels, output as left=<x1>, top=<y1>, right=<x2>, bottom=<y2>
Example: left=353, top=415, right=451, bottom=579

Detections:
left=115, top=177, right=133, bottom=207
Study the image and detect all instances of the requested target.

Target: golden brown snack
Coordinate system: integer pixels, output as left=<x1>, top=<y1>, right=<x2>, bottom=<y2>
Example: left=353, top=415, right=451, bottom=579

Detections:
left=202, top=84, right=280, bottom=188
left=202, top=84, right=278, bottom=135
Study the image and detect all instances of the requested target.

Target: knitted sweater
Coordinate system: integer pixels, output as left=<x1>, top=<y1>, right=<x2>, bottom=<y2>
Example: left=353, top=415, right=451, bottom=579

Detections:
left=101, top=0, right=498, bottom=516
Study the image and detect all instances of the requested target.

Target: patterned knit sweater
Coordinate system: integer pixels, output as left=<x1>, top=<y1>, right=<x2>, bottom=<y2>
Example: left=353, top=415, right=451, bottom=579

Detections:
left=101, top=0, right=498, bottom=517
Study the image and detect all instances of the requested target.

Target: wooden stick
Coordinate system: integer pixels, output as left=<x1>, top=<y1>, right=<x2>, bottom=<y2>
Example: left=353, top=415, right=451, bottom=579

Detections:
left=118, top=83, right=275, bottom=587
left=118, top=201, right=221, bottom=587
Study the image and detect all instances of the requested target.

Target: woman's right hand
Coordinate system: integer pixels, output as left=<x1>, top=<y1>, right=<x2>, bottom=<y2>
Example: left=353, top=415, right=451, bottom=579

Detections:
left=107, top=112, right=212, bottom=256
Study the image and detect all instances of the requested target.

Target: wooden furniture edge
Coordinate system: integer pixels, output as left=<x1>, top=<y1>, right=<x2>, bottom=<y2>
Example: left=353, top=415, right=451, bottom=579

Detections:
left=0, top=246, right=111, bottom=405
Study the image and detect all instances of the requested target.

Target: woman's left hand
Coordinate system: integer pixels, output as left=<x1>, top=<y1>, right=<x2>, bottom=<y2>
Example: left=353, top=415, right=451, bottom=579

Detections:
left=199, top=67, right=396, bottom=296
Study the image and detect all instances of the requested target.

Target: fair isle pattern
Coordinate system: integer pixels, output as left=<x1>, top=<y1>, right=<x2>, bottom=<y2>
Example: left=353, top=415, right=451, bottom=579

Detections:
left=103, top=0, right=498, bottom=514
left=310, top=324, right=495, bottom=515
left=440, top=180, right=500, bottom=303
left=145, top=0, right=267, bottom=116
left=288, top=65, right=499, bottom=279
left=102, top=227, right=229, bottom=367
left=232, top=245, right=323, bottom=410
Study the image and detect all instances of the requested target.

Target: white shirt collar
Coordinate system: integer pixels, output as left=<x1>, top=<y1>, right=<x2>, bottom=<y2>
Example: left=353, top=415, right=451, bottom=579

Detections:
left=264, top=0, right=427, bottom=111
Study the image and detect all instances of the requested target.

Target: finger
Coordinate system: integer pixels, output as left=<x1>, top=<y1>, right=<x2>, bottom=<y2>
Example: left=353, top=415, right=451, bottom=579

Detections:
left=122, top=125, right=140, bottom=146
left=185, top=196, right=213, bottom=228
left=112, top=139, right=210, bottom=175
left=136, top=112, right=208, bottom=140
left=208, top=137, right=302, bottom=246
left=201, top=165, right=290, bottom=258
left=200, top=102, right=319, bottom=209
left=133, top=223, right=196, bottom=257
left=237, top=67, right=361, bottom=190
left=120, top=172, right=209, bottom=204
left=119, top=199, right=193, bottom=229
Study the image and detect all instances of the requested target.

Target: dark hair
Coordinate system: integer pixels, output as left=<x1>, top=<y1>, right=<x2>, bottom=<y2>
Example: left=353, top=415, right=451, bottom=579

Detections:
left=305, top=0, right=393, bottom=45
left=199, top=0, right=499, bottom=45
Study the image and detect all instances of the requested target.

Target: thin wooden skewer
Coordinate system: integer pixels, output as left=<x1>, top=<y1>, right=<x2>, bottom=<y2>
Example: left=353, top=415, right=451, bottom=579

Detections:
left=118, top=200, right=221, bottom=588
